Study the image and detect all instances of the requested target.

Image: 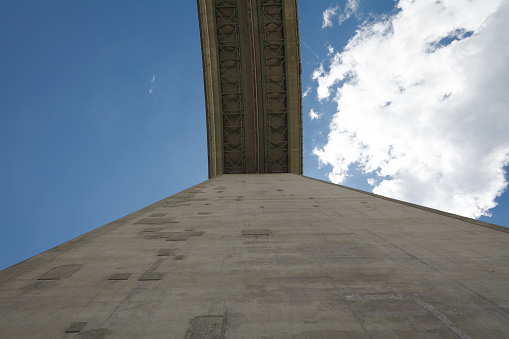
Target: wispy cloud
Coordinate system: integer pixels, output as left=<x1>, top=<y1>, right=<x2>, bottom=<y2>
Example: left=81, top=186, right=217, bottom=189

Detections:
left=313, top=0, right=509, bottom=219
left=309, top=109, right=322, bottom=121
left=303, top=86, right=312, bottom=98
left=322, top=5, right=339, bottom=28
left=149, top=74, right=156, bottom=95
left=338, top=0, right=360, bottom=25
left=322, top=0, right=360, bottom=28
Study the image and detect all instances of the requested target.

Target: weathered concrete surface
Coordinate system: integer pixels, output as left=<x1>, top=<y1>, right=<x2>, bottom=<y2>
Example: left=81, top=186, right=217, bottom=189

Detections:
left=1, top=174, right=509, bottom=338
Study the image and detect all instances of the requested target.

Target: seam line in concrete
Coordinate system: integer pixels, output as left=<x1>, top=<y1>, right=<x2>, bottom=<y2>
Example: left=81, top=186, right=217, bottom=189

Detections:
left=411, top=296, right=472, bottom=339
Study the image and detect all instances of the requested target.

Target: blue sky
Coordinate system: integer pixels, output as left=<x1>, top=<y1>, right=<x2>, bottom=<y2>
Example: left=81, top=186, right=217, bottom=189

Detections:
left=1, top=0, right=508, bottom=270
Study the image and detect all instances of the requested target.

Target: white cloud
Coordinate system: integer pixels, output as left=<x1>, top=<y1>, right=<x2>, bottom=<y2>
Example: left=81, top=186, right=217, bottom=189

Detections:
left=313, top=0, right=509, bottom=219
left=309, top=109, right=323, bottom=121
left=322, top=0, right=360, bottom=28
left=149, top=74, right=156, bottom=95
left=322, top=5, right=339, bottom=28
left=303, top=86, right=312, bottom=98
left=338, top=0, right=360, bottom=25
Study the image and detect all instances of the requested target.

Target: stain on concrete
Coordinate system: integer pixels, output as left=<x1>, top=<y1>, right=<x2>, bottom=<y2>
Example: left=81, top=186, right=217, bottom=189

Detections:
left=138, top=272, right=165, bottom=281
left=135, top=218, right=177, bottom=225
left=37, top=264, right=82, bottom=280
left=149, top=213, right=168, bottom=217
left=108, top=273, right=132, bottom=281
left=242, top=229, right=271, bottom=236
left=20, top=280, right=56, bottom=293
left=64, top=321, right=87, bottom=333
left=184, top=316, right=225, bottom=339
left=157, top=249, right=175, bottom=257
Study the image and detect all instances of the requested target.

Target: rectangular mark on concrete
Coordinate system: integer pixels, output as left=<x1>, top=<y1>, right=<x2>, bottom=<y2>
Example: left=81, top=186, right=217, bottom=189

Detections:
left=138, top=272, right=165, bottom=281
left=143, top=227, right=163, bottom=232
left=144, top=234, right=162, bottom=239
left=160, top=231, right=204, bottom=241
left=163, top=232, right=191, bottom=241
left=157, top=249, right=174, bottom=257
left=108, top=273, right=132, bottom=281
left=174, top=255, right=185, bottom=260
left=185, top=316, right=225, bottom=339
left=135, top=217, right=177, bottom=225
left=149, top=212, right=168, bottom=217
left=65, top=322, right=87, bottom=333
left=37, top=264, right=82, bottom=280
left=242, top=229, right=271, bottom=236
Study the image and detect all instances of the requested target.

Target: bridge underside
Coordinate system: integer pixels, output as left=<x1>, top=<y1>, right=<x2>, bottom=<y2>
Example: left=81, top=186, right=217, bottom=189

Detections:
left=197, top=0, right=302, bottom=177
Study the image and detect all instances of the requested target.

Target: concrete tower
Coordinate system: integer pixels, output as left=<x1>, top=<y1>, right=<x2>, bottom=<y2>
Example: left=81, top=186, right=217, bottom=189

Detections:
left=1, top=1, right=509, bottom=338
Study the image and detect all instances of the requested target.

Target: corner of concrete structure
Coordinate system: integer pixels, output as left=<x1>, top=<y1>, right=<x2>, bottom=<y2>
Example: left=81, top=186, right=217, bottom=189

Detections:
left=300, top=174, right=509, bottom=234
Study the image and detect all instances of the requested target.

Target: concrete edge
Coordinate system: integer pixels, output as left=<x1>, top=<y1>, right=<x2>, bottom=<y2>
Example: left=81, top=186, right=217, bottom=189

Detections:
left=0, top=179, right=213, bottom=285
left=300, top=174, right=509, bottom=234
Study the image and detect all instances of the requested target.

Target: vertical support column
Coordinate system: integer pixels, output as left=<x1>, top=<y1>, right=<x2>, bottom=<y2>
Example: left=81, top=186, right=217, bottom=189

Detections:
left=239, top=0, right=265, bottom=174
left=257, top=0, right=302, bottom=174
left=284, top=0, right=303, bottom=174
left=198, top=0, right=224, bottom=177
left=215, top=0, right=246, bottom=174
left=258, top=0, right=289, bottom=173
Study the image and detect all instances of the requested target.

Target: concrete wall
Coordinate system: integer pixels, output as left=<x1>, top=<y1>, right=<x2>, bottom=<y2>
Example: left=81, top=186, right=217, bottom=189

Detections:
left=1, top=174, right=508, bottom=338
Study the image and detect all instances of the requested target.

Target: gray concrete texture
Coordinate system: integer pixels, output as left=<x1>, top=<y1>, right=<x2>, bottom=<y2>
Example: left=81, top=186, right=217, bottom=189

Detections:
left=1, top=174, right=509, bottom=338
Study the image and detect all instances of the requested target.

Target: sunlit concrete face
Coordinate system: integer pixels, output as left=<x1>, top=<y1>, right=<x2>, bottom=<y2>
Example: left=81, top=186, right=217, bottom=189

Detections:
left=1, top=174, right=509, bottom=338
